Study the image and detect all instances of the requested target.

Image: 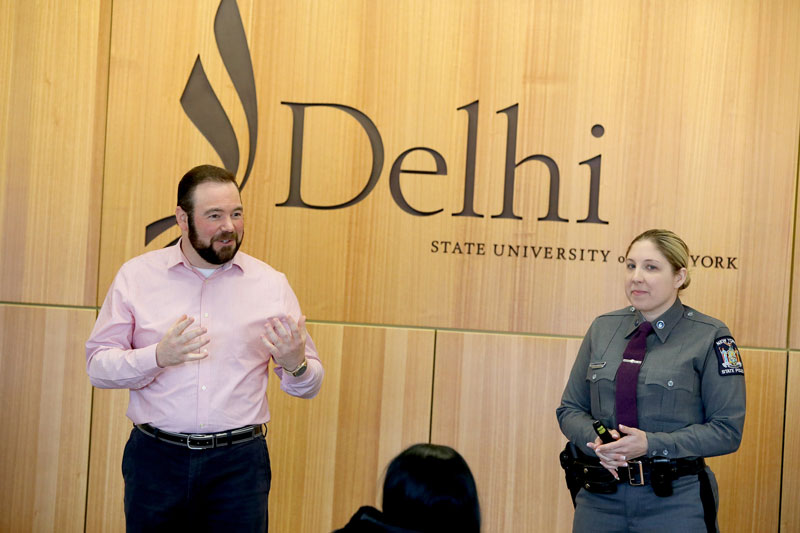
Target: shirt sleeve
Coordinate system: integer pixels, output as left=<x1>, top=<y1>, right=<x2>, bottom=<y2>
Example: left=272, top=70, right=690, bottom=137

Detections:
left=556, top=324, right=599, bottom=455
left=273, top=275, right=324, bottom=399
left=85, top=269, right=163, bottom=389
left=645, top=327, right=746, bottom=458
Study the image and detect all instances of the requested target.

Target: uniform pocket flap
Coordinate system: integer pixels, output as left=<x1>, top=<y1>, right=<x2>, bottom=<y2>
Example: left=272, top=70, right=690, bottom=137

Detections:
left=645, top=368, right=693, bottom=392
left=586, top=361, right=620, bottom=383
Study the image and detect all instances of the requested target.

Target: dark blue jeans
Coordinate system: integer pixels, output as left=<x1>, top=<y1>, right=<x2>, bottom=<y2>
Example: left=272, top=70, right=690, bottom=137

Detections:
left=122, top=427, right=271, bottom=532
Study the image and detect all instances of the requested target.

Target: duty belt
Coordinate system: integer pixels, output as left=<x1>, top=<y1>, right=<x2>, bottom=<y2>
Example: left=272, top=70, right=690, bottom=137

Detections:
left=135, top=423, right=265, bottom=450
left=559, top=442, right=706, bottom=495
left=615, top=456, right=706, bottom=486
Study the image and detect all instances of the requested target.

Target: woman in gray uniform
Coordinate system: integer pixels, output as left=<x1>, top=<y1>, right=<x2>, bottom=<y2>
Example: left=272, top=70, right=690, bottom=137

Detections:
left=556, top=229, right=745, bottom=533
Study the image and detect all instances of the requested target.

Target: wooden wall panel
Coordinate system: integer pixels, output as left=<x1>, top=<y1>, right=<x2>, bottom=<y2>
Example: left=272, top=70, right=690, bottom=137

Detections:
left=781, top=351, right=800, bottom=532
left=431, top=332, right=579, bottom=532
left=85, top=388, right=133, bottom=533
left=791, top=179, right=800, bottom=349
left=432, top=335, right=782, bottom=532
left=84, top=323, right=435, bottom=532
left=0, top=0, right=109, bottom=306
left=0, top=305, right=95, bottom=532
left=98, top=0, right=800, bottom=348
left=267, top=324, right=435, bottom=532
left=705, top=350, right=785, bottom=533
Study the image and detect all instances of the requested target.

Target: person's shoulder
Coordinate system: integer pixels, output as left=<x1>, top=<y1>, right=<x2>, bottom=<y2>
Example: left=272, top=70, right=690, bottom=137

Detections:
left=597, top=305, right=636, bottom=319
left=235, top=251, right=286, bottom=279
left=592, top=305, right=635, bottom=325
left=681, top=305, right=729, bottom=331
left=117, top=245, right=174, bottom=274
left=333, top=506, right=412, bottom=533
left=581, top=306, right=634, bottom=335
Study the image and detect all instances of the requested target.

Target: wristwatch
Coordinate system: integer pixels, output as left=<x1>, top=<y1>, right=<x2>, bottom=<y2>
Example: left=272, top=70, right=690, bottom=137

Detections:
left=286, top=358, right=308, bottom=377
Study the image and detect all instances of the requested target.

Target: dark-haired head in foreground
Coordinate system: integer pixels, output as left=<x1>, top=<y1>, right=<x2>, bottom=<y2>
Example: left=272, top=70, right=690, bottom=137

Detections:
left=335, top=443, right=480, bottom=532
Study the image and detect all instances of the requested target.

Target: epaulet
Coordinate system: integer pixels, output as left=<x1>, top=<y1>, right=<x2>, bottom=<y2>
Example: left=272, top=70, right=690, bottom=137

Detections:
left=597, top=306, right=637, bottom=319
left=682, top=306, right=727, bottom=329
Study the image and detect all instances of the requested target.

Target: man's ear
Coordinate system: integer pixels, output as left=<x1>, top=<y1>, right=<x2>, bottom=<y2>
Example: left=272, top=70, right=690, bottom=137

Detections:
left=176, top=206, right=189, bottom=232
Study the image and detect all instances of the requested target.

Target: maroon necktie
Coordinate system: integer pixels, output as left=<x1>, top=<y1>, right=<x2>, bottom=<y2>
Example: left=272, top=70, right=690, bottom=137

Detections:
left=615, top=321, right=654, bottom=429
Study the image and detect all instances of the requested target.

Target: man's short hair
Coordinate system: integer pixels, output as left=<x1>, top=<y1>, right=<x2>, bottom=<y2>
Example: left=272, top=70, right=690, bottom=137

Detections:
left=177, top=165, right=238, bottom=215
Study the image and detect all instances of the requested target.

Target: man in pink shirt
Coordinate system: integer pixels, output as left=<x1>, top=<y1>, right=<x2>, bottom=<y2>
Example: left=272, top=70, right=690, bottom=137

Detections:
left=86, top=164, right=323, bottom=532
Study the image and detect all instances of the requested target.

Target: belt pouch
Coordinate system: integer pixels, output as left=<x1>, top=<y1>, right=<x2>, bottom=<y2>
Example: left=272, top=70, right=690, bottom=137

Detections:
left=559, top=442, right=618, bottom=498
left=651, top=457, right=675, bottom=497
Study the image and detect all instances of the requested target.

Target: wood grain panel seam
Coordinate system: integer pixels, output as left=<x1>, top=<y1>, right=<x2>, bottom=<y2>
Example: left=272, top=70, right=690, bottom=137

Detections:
left=92, top=0, right=115, bottom=314
left=0, top=301, right=99, bottom=311
left=83, top=387, right=96, bottom=533
left=788, top=122, right=800, bottom=351
left=428, top=329, right=437, bottom=444
left=309, top=320, right=789, bottom=352
left=778, top=353, right=790, bottom=531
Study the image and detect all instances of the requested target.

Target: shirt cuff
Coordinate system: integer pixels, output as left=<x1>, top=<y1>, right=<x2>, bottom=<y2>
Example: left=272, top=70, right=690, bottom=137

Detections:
left=137, top=344, right=163, bottom=377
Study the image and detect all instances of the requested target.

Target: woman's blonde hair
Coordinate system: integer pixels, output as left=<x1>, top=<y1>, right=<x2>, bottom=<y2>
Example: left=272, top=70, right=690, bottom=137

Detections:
left=626, top=229, right=691, bottom=290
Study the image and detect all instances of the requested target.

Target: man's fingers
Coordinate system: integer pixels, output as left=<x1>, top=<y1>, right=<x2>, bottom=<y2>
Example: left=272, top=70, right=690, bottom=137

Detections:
left=260, top=335, right=279, bottom=356
left=263, top=325, right=282, bottom=345
left=272, top=317, right=290, bottom=338
left=290, top=316, right=306, bottom=339
left=171, top=315, right=193, bottom=335
left=183, top=336, right=210, bottom=353
left=184, top=350, right=209, bottom=362
left=179, top=326, right=207, bottom=344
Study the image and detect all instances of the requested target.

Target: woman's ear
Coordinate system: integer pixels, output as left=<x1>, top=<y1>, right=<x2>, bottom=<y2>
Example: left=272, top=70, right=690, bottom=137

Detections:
left=673, top=267, right=687, bottom=289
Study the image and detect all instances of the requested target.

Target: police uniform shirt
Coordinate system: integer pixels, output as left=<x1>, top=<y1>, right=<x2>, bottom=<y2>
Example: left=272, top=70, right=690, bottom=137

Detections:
left=556, top=298, right=746, bottom=460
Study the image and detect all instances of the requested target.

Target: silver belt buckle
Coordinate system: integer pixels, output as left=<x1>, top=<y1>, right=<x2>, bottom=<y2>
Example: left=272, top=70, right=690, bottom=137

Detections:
left=187, top=433, right=214, bottom=450
left=626, top=459, right=645, bottom=486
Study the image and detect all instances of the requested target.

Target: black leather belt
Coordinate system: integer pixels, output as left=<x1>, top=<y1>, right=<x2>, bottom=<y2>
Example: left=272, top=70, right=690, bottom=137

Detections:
left=616, top=456, right=706, bottom=486
left=136, top=423, right=265, bottom=450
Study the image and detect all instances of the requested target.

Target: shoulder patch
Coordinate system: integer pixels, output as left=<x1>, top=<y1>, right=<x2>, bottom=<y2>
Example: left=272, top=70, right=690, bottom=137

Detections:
left=714, top=337, right=744, bottom=376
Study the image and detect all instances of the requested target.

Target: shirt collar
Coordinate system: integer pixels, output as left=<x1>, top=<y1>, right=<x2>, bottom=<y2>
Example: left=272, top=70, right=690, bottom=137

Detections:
left=625, top=297, right=684, bottom=342
left=167, top=238, right=245, bottom=274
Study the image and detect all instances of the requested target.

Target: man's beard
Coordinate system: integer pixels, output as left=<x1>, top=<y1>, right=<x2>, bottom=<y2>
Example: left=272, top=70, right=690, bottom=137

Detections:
left=187, top=216, right=243, bottom=265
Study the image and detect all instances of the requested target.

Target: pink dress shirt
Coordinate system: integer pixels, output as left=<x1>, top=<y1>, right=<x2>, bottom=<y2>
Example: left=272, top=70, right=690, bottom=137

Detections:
left=86, top=242, right=323, bottom=433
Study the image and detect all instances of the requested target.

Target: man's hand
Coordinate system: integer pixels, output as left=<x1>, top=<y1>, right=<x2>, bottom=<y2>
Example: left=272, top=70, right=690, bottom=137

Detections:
left=156, top=315, right=209, bottom=368
left=261, top=315, right=307, bottom=372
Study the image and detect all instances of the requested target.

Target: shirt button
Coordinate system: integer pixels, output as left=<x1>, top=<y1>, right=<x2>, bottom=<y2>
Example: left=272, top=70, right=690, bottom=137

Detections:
left=201, top=385, right=207, bottom=391
left=204, top=313, right=209, bottom=318
left=629, top=306, right=635, bottom=312
left=200, top=424, right=205, bottom=428
left=656, top=320, right=665, bottom=329
left=662, top=450, right=668, bottom=456
left=651, top=450, right=658, bottom=456
left=592, top=374, right=597, bottom=380
left=687, top=311, right=694, bottom=317
left=667, top=380, right=674, bottom=387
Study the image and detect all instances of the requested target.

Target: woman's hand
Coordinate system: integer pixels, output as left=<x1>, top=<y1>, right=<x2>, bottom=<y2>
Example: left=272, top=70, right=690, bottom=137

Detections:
left=587, top=425, right=649, bottom=478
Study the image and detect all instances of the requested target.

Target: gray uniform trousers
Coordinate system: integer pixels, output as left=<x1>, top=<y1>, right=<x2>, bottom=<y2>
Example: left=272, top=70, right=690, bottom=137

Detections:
left=571, top=466, right=719, bottom=533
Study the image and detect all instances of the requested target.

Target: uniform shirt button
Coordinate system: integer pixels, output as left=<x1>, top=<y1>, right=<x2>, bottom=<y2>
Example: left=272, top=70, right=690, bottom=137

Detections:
left=656, top=320, right=665, bottom=329
left=634, top=320, right=640, bottom=326
left=592, top=374, right=597, bottom=380
left=651, top=450, right=658, bottom=456
left=662, top=450, right=668, bottom=456
left=204, top=313, right=209, bottom=318
left=687, top=311, right=694, bottom=317
left=201, top=385, right=207, bottom=391
left=667, top=380, right=674, bottom=387
left=629, top=306, right=636, bottom=312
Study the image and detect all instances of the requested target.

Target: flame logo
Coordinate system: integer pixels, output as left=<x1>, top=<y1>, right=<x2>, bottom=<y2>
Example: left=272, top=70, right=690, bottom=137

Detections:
left=145, top=0, right=258, bottom=246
